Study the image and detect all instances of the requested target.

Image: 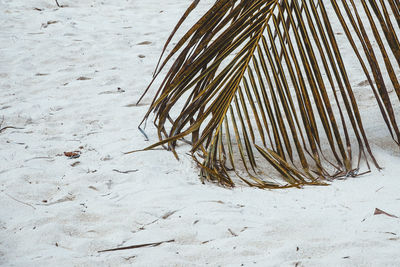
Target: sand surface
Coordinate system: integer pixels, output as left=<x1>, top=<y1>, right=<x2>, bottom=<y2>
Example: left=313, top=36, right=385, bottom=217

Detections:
left=1, top=1, right=400, bottom=266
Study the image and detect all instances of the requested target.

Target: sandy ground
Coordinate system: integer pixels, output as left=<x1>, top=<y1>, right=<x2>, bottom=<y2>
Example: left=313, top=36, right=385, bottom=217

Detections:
left=1, top=1, right=400, bottom=266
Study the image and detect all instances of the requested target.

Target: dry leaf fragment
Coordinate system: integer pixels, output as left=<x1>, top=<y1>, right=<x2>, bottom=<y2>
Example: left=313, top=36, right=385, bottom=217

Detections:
left=374, top=208, right=399, bottom=218
left=88, top=186, right=98, bottom=191
left=70, top=161, right=80, bottom=167
left=41, top=21, right=59, bottom=28
left=77, top=76, right=91, bottom=81
left=357, top=80, right=370, bottom=87
left=162, top=210, right=178, bottom=220
left=64, top=151, right=80, bottom=159
left=137, top=41, right=152, bottom=45
left=209, top=200, right=224, bottom=204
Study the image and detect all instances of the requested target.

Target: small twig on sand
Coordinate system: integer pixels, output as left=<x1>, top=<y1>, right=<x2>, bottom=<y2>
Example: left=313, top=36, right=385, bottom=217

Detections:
left=55, top=0, right=61, bottom=7
left=4, top=193, right=36, bottom=210
left=228, top=228, right=238, bottom=237
left=24, top=156, right=53, bottom=162
left=0, top=116, right=24, bottom=133
left=162, top=210, right=178, bottom=220
left=98, top=239, right=175, bottom=253
left=0, top=126, right=24, bottom=133
left=112, top=169, right=138, bottom=174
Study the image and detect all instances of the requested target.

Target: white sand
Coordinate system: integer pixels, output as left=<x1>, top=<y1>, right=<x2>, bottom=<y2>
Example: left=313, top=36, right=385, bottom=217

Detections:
left=1, top=1, right=400, bottom=266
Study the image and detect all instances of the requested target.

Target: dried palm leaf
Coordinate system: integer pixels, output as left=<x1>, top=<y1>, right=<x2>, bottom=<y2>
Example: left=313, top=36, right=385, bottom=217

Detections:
left=133, top=0, right=400, bottom=188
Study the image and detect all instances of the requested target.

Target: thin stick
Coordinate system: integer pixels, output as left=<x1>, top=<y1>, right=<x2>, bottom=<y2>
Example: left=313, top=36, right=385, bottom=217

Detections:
left=55, top=0, right=61, bottom=7
left=98, top=239, right=175, bottom=253
left=0, top=117, right=24, bottom=133
left=0, top=126, right=23, bottom=133
left=112, top=169, right=139, bottom=174
left=4, top=193, right=36, bottom=210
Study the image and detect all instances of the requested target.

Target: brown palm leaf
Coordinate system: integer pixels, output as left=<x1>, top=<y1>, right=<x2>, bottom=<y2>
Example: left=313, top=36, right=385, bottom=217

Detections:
left=133, top=0, right=400, bottom=188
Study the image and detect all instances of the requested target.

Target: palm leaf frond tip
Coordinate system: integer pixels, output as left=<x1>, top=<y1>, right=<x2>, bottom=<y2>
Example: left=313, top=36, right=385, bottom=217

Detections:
left=137, top=0, right=400, bottom=188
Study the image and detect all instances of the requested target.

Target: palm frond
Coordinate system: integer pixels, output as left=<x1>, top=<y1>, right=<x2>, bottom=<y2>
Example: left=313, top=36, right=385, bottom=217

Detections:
left=135, top=0, right=400, bottom=188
